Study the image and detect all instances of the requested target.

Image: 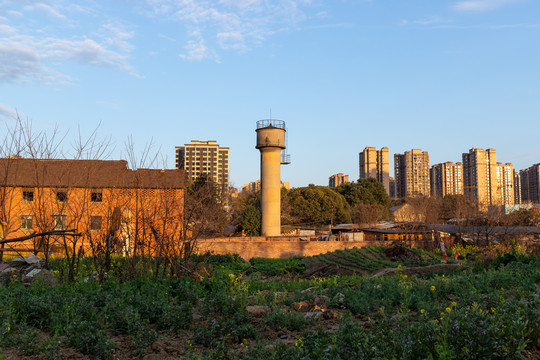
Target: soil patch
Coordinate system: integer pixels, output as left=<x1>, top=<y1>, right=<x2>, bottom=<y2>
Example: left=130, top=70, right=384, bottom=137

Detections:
left=384, top=245, right=422, bottom=263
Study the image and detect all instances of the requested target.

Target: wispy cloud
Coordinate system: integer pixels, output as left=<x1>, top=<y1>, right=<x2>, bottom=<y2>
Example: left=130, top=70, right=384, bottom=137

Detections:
left=400, top=16, right=451, bottom=26
left=142, top=0, right=316, bottom=61
left=432, top=23, right=540, bottom=30
left=179, top=30, right=218, bottom=61
left=0, top=1, right=137, bottom=84
left=453, top=0, right=521, bottom=12
left=0, top=103, right=17, bottom=120
left=24, top=2, right=66, bottom=19
left=0, top=0, right=321, bottom=79
left=0, top=24, right=16, bottom=34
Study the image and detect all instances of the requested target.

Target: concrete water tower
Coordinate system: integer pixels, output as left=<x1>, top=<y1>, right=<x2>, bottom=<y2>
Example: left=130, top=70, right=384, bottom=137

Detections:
left=256, top=119, right=290, bottom=237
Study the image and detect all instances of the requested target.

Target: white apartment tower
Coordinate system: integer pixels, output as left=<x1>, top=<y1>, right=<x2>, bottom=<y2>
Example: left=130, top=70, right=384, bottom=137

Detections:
left=175, top=140, right=229, bottom=193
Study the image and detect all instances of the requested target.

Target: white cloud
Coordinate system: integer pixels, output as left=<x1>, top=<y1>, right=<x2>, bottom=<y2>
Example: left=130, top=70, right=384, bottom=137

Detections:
left=428, top=23, right=540, bottom=30
left=0, top=33, right=135, bottom=83
left=453, top=0, right=520, bottom=12
left=414, top=16, right=448, bottom=25
left=143, top=0, right=316, bottom=61
left=400, top=16, right=452, bottom=26
left=99, top=23, right=135, bottom=54
left=24, top=3, right=66, bottom=19
left=0, top=41, right=45, bottom=83
left=0, top=1, right=137, bottom=84
left=0, top=103, right=17, bottom=120
left=0, top=24, right=16, bottom=34
left=179, top=29, right=219, bottom=61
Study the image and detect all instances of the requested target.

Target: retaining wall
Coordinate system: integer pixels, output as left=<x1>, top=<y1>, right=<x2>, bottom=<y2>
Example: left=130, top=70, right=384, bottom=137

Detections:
left=196, top=236, right=436, bottom=260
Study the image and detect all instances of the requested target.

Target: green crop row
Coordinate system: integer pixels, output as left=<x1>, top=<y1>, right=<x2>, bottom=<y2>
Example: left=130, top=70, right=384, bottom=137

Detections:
left=1, top=249, right=539, bottom=359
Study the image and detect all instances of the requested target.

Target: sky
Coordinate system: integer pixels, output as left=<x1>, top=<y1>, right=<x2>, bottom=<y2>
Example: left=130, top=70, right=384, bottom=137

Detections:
left=1, top=0, right=539, bottom=189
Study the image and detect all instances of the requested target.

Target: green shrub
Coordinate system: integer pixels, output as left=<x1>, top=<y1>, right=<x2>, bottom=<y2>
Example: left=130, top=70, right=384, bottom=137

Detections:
left=156, top=302, right=193, bottom=332
left=105, top=300, right=141, bottom=335
left=65, top=319, right=114, bottom=359
left=263, top=310, right=312, bottom=331
left=249, top=257, right=306, bottom=276
left=130, top=322, right=157, bottom=358
left=193, top=311, right=256, bottom=348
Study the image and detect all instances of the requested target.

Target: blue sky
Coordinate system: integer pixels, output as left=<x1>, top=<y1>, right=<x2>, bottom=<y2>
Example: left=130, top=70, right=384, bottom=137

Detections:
left=1, top=0, right=539, bottom=188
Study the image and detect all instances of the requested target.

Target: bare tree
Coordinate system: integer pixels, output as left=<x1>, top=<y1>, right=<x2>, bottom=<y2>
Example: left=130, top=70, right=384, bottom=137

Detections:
left=351, top=203, right=388, bottom=226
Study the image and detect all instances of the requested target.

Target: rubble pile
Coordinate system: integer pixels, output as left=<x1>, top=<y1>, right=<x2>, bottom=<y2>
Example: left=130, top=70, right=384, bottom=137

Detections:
left=0, top=254, right=57, bottom=285
left=384, top=244, right=423, bottom=263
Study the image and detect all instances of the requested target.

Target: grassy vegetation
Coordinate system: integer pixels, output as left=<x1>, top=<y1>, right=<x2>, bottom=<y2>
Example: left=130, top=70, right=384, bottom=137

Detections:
left=1, top=246, right=539, bottom=359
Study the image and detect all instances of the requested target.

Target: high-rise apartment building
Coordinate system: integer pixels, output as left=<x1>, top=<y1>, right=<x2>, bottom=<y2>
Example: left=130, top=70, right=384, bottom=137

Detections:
left=430, top=162, right=463, bottom=198
left=175, top=140, right=229, bottom=193
left=394, top=149, right=430, bottom=198
left=389, top=177, right=396, bottom=198
left=514, top=171, right=522, bottom=205
left=329, top=173, right=349, bottom=188
left=497, top=163, right=515, bottom=205
left=520, top=163, right=540, bottom=204
left=359, top=146, right=389, bottom=194
left=242, top=180, right=261, bottom=194
left=462, top=148, right=499, bottom=206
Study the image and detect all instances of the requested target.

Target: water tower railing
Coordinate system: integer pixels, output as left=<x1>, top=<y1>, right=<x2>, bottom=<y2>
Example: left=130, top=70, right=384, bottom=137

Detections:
left=281, top=153, right=291, bottom=164
left=257, top=119, right=286, bottom=130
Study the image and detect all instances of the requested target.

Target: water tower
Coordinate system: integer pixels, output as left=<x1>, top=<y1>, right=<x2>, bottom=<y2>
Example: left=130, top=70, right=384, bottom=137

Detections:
left=256, top=119, right=290, bottom=236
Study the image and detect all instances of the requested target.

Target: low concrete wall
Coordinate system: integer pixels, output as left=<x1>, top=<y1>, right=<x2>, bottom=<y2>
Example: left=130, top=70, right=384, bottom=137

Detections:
left=197, top=236, right=435, bottom=260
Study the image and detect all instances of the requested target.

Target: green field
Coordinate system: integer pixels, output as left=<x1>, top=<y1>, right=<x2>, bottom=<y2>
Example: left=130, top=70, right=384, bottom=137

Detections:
left=1, top=246, right=539, bottom=359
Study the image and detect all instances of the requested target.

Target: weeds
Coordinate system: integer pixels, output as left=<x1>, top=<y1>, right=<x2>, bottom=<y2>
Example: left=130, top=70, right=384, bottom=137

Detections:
left=1, top=248, right=538, bottom=359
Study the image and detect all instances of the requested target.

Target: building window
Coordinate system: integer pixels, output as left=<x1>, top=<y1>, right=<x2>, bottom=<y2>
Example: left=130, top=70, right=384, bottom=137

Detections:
left=56, top=190, right=67, bottom=202
left=21, top=215, right=33, bottom=230
left=22, top=189, right=34, bottom=202
left=90, top=216, right=102, bottom=231
left=54, top=214, right=67, bottom=230
left=91, top=190, right=103, bottom=202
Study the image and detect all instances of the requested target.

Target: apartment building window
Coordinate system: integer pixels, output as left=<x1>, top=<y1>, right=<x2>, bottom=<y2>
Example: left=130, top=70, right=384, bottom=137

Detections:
left=56, top=190, right=68, bottom=202
left=90, top=216, right=102, bottom=231
left=54, top=214, right=67, bottom=230
left=91, top=190, right=103, bottom=202
left=21, top=215, right=33, bottom=230
left=22, top=189, right=34, bottom=202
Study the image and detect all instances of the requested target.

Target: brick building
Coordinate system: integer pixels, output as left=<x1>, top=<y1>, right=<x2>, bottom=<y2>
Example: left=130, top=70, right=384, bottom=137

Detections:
left=0, top=158, right=185, bottom=255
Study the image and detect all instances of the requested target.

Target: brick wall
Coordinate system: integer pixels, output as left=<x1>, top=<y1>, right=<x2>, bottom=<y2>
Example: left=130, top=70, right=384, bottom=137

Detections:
left=196, top=236, right=436, bottom=260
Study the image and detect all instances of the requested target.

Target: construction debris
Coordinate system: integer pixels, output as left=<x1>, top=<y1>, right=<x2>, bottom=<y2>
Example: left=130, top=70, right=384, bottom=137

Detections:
left=0, top=254, right=57, bottom=284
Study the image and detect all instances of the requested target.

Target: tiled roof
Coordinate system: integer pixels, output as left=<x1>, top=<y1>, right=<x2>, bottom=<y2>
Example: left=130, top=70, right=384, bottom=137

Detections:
left=0, top=158, right=185, bottom=189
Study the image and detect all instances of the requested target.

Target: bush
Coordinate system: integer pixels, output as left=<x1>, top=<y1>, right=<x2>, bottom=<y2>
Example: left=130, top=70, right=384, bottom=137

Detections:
left=249, top=257, right=306, bottom=276
left=263, top=310, right=312, bottom=331
left=65, top=319, right=114, bottom=359
left=193, top=312, right=256, bottom=347
left=156, top=302, right=193, bottom=332
left=130, top=322, right=157, bottom=358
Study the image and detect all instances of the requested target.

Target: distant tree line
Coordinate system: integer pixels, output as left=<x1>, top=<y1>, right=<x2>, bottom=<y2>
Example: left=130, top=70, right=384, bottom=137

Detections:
left=231, top=178, right=392, bottom=235
left=231, top=178, right=540, bottom=236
